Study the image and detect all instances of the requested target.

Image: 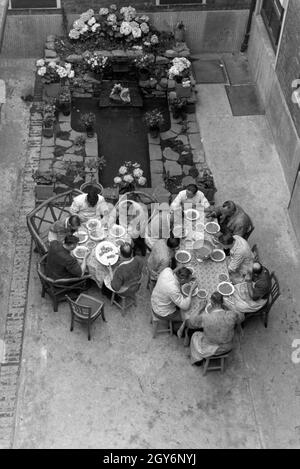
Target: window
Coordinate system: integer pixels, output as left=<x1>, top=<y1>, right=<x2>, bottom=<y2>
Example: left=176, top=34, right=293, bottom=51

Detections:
left=156, top=1, right=207, bottom=5
left=261, top=0, right=284, bottom=51
left=9, top=0, right=60, bottom=8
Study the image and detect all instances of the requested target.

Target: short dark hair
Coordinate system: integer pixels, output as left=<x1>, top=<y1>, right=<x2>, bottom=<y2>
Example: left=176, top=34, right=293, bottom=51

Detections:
left=127, top=193, right=141, bottom=203
left=167, top=237, right=180, bottom=249
left=226, top=235, right=234, bottom=246
left=223, top=200, right=236, bottom=212
left=120, top=242, right=132, bottom=258
left=211, top=291, right=223, bottom=306
left=69, top=215, right=81, bottom=227
left=86, top=187, right=99, bottom=207
left=186, top=184, right=198, bottom=195
left=64, top=234, right=79, bottom=245
left=176, top=267, right=192, bottom=282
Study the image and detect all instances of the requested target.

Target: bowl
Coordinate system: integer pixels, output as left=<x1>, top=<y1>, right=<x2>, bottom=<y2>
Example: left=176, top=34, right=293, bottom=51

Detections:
left=219, top=273, right=229, bottom=282
left=182, top=282, right=199, bottom=297
left=175, top=250, right=191, bottom=264
left=205, top=303, right=213, bottom=314
left=197, top=288, right=208, bottom=299
left=193, top=240, right=213, bottom=260
left=205, top=221, right=220, bottom=235
left=210, top=249, right=226, bottom=262
left=217, top=281, right=234, bottom=296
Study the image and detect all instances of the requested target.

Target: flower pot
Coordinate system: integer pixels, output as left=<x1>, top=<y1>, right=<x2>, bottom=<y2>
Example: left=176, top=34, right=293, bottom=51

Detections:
left=42, top=123, right=54, bottom=138
left=174, top=29, right=185, bottom=43
left=149, top=126, right=160, bottom=138
left=43, top=83, right=62, bottom=99
left=58, top=102, right=71, bottom=116
left=86, top=125, right=95, bottom=138
left=175, top=82, right=192, bottom=99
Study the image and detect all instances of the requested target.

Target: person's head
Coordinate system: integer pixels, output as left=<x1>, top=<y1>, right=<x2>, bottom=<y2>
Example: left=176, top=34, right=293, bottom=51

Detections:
left=252, top=262, right=263, bottom=280
left=175, top=266, right=192, bottom=285
left=222, top=200, right=236, bottom=216
left=86, top=187, right=99, bottom=207
left=127, top=193, right=141, bottom=203
left=167, top=237, right=180, bottom=250
left=120, top=242, right=133, bottom=259
left=225, top=235, right=235, bottom=248
left=210, top=291, right=223, bottom=308
left=68, top=215, right=81, bottom=231
left=63, top=234, right=79, bottom=251
left=186, top=184, right=198, bottom=199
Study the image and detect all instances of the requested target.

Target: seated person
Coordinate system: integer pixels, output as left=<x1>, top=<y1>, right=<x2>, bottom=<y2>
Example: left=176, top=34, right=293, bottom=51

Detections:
left=227, top=235, right=254, bottom=284
left=46, top=235, right=89, bottom=280
left=190, top=291, right=244, bottom=365
left=70, top=186, right=109, bottom=223
left=109, top=243, right=144, bottom=296
left=223, top=262, right=271, bottom=314
left=207, top=200, right=253, bottom=242
left=110, top=194, right=148, bottom=256
left=145, top=205, right=171, bottom=250
left=48, top=215, right=81, bottom=243
left=147, top=237, right=180, bottom=292
left=170, top=184, right=210, bottom=212
left=151, top=266, right=197, bottom=322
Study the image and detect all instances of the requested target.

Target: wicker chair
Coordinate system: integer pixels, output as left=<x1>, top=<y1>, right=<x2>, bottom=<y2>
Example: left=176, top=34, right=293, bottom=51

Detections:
left=27, top=189, right=82, bottom=255
left=37, top=254, right=91, bottom=312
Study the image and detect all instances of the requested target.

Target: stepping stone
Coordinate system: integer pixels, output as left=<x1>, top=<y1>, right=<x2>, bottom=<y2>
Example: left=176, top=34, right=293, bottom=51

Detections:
left=193, top=150, right=205, bottom=164
left=151, top=173, right=165, bottom=188
left=148, top=134, right=160, bottom=145
left=164, top=160, right=182, bottom=177
left=160, top=130, right=176, bottom=140
left=63, top=154, right=83, bottom=163
left=41, top=136, right=55, bottom=147
left=55, top=139, right=73, bottom=148
left=183, top=165, right=192, bottom=174
left=59, top=122, right=72, bottom=132
left=163, top=147, right=179, bottom=161
left=175, top=135, right=189, bottom=146
left=39, top=160, right=52, bottom=172
left=187, top=121, right=200, bottom=134
left=188, top=134, right=202, bottom=151
left=85, top=137, right=98, bottom=157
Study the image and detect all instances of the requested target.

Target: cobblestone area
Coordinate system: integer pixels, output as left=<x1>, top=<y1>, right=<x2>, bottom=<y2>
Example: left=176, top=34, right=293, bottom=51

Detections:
left=0, top=78, right=42, bottom=449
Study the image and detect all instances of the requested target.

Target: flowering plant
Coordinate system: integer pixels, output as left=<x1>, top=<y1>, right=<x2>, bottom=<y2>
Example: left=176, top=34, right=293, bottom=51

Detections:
left=168, top=57, right=191, bottom=80
left=69, top=5, right=152, bottom=45
left=110, top=83, right=131, bottom=103
left=85, top=52, right=109, bottom=73
left=133, top=53, right=154, bottom=69
left=144, top=109, right=164, bottom=129
left=57, top=86, right=71, bottom=103
left=43, top=100, right=56, bottom=127
left=79, top=112, right=96, bottom=128
left=36, top=59, right=75, bottom=84
left=114, top=161, right=147, bottom=188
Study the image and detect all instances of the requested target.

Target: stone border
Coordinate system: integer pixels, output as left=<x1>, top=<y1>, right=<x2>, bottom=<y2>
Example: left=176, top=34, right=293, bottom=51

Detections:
left=0, top=79, right=43, bottom=449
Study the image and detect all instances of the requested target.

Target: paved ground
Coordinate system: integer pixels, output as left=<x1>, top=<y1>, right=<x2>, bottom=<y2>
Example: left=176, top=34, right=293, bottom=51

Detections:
left=0, top=59, right=35, bottom=345
left=0, top=57, right=300, bottom=448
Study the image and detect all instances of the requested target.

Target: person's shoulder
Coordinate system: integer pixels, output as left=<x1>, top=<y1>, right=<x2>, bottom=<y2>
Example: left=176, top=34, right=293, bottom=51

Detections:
left=97, top=194, right=105, bottom=202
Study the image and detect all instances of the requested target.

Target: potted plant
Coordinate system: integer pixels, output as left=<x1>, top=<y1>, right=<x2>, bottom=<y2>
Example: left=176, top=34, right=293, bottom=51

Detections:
left=57, top=87, right=71, bottom=116
left=144, top=109, right=164, bottom=138
left=174, top=21, right=186, bottom=43
left=42, top=101, right=56, bottom=138
left=79, top=112, right=96, bottom=138
left=170, top=96, right=187, bottom=119
left=113, top=161, right=147, bottom=192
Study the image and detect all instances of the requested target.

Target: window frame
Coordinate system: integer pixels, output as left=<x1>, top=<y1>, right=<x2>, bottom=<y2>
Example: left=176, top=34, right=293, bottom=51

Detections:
left=8, top=0, right=61, bottom=9
left=261, top=0, right=285, bottom=51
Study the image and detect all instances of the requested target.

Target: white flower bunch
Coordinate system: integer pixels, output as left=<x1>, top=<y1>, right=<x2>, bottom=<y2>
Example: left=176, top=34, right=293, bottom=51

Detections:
left=150, top=34, right=159, bottom=45
left=107, top=13, right=117, bottom=24
left=36, top=60, right=74, bottom=82
left=120, top=21, right=132, bottom=36
left=99, top=7, right=109, bottom=16
left=120, top=6, right=137, bottom=22
left=69, top=9, right=100, bottom=40
left=168, top=57, right=191, bottom=79
left=114, top=162, right=147, bottom=187
left=86, top=53, right=108, bottom=71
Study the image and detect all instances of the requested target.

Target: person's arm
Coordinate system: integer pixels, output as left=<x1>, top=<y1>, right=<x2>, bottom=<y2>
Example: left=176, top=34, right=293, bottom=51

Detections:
left=79, top=251, right=90, bottom=276
left=69, top=197, right=81, bottom=216
left=201, top=194, right=210, bottom=210
left=65, top=256, right=83, bottom=278
left=48, top=229, right=58, bottom=242
left=170, top=192, right=183, bottom=212
left=228, top=250, right=243, bottom=273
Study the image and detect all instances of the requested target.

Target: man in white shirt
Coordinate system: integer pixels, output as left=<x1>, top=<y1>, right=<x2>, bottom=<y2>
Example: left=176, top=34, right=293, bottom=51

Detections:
left=70, top=187, right=109, bottom=223
left=151, top=266, right=197, bottom=321
left=170, top=184, right=210, bottom=212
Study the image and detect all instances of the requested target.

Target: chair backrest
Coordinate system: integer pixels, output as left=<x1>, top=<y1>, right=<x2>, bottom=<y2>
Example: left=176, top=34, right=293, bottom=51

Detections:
left=244, top=225, right=255, bottom=240
left=27, top=189, right=82, bottom=255
left=268, top=272, right=280, bottom=309
left=65, top=295, right=92, bottom=320
left=37, top=254, right=90, bottom=288
left=251, top=244, right=260, bottom=262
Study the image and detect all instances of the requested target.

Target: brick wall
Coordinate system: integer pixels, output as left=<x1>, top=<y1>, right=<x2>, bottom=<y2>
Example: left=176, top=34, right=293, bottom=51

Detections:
left=276, top=0, right=300, bottom=138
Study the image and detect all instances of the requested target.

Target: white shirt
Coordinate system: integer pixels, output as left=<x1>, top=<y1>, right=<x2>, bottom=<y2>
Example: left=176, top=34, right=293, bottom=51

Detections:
left=170, top=190, right=210, bottom=211
left=70, top=193, right=108, bottom=222
left=151, top=267, right=191, bottom=317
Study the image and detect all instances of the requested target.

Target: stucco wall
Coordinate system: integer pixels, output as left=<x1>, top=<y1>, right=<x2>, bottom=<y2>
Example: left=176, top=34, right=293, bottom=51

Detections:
left=0, top=9, right=248, bottom=57
left=248, top=14, right=300, bottom=195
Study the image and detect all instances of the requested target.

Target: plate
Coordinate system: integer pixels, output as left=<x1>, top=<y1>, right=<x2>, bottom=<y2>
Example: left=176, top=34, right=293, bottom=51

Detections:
left=77, top=230, right=89, bottom=244
left=182, top=282, right=199, bottom=297
left=184, top=209, right=200, bottom=221
left=72, top=245, right=89, bottom=259
left=205, top=303, right=213, bottom=313
left=186, top=266, right=195, bottom=276
left=197, top=288, right=208, bottom=299
left=210, top=249, right=226, bottom=262
left=175, top=250, right=191, bottom=264
left=217, top=281, right=234, bottom=296
left=86, top=240, right=96, bottom=250
left=90, top=228, right=107, bottom=242
left=86, top=218, right=101, bottom=231
left=95, top=241, right=119, bottom=266
left=205, top=221, right=220, bottom=235
left=195, top=222, right=205, bottom=231
left=218, top=273, right=229, bottom=282
left=192, top=231, right=204, bottom=242
left=110, top=224, right=126, bottom=238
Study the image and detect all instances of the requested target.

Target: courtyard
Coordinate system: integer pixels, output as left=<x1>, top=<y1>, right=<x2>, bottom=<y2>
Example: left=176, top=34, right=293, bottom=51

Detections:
left=0, top=1, right=300, bottom=450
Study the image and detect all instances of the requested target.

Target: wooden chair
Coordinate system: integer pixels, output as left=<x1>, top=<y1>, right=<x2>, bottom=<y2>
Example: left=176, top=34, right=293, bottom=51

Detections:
left=151, top=310, right=173, bottom=338
left=27, top=189, right=82, bottom=255
left=66, top=294, right=106, bottom=341
left=202, top=352, right=231, bottom=376
left=110, top=280, right=142, bottom=315
left=251, top=244, right=260, bottom=262
left=37, top=254, right=91, bottom=312
left=243, top=272, right=280, bottom=328
left=244, top=224, right=255, bottom=240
